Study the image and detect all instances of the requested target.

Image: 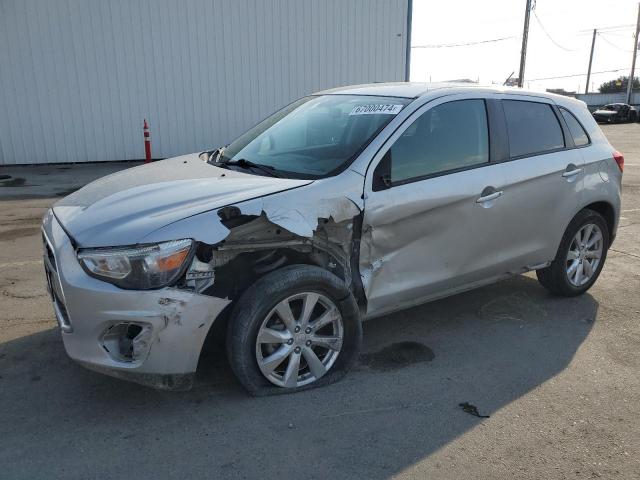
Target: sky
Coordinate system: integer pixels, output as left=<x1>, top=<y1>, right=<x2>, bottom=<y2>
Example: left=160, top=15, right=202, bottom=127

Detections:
left=410, top=0, right=640, bottom=93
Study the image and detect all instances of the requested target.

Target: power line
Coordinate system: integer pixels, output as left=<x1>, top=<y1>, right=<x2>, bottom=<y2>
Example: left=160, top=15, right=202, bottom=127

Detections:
left=601, top=24, right=636, bottom=30
left=411, top=36, right=518, bottom=49
left=579, top=24, right=635, bottom=33
left=596, top=30, right=633, bottom=37
left=532, top=11, right=578, bottom=51
left=528, top=68, right=628, bottom=81
left=597, top=32, right=634, bottom=52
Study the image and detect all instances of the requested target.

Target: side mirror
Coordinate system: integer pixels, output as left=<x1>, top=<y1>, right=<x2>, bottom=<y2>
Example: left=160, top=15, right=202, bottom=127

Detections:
left=372, top=150, right=392, bottom=191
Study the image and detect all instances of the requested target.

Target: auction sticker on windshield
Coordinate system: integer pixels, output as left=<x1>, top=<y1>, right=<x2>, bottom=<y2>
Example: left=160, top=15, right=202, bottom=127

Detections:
left=349, top=104, right=403, bottom=115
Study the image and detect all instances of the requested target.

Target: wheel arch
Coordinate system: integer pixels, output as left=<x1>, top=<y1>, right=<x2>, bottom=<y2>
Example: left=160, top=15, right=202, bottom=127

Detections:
left=225, top=263, right=362, bottom=395
left=582, top=200, right=616, bottom=246
left=551, top=200, right=617, bottom=263
left=197, top=247, right=353, bottom=368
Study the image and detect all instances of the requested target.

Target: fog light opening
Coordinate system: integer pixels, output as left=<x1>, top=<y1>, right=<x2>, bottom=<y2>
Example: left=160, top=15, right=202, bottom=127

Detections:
left=101, top=322, right=152, bottom=363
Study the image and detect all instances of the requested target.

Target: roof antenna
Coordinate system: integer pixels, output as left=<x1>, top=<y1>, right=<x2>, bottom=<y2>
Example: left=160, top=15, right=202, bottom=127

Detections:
left=504, top=71, right=515, bottom=86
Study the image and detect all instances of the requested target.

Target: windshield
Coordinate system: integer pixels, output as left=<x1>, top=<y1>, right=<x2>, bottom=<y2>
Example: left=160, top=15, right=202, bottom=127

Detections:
left=603, top=104, right=620, bottom=111
left=217, top=95, right=411, bottom=178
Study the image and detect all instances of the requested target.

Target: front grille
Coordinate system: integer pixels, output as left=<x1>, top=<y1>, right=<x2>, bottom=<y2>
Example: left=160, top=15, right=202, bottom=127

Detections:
left=43, top=233, right=56, bottom=271
left=51, top=283, right=70, bottom=324
left=42, top=230, right=72, bottom=332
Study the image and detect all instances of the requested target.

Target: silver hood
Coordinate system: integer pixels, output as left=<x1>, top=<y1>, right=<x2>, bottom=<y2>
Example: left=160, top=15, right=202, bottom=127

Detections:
left=53, top=154, right=313, bottom=247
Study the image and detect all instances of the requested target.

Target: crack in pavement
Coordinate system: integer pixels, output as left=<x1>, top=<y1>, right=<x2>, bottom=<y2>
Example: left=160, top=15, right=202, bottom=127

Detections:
left=609, top=248, right=640, bottom=260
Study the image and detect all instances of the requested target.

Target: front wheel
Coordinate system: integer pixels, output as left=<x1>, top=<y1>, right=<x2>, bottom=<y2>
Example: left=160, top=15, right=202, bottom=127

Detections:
left=536, top=209, right=609, bottom=296
left=226, top=264, right=362, bottom=395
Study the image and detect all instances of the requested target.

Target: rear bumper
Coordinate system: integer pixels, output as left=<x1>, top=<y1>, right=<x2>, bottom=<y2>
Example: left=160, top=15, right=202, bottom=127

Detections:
left=42, top=210, right=230, bottom=390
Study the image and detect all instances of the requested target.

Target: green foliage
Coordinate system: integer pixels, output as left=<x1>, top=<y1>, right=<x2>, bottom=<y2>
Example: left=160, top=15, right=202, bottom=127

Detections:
left=599, top=76, right=640, bottom=93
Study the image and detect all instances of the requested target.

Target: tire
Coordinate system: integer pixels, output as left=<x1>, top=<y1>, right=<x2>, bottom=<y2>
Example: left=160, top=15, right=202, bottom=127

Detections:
left=226, top=264, right=362, bottom=396
left=536, top=209, right=609, bottom=297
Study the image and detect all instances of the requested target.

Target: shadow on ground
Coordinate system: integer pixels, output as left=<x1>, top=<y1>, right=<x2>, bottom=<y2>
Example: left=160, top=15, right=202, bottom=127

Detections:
left=0, top=275, right=597, bottom=479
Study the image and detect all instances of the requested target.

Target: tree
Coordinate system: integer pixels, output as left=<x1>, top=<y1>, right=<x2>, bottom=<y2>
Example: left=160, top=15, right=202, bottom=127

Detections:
left=598, top=76, right=640, bottom=93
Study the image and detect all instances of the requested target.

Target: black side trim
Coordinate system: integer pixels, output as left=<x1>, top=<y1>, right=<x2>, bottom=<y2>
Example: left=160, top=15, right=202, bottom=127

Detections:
left=552, top=104, right=575, bottom=149
left=372, top=150, right=391, bottom=192
left=486, top=98, right=509, bottom=163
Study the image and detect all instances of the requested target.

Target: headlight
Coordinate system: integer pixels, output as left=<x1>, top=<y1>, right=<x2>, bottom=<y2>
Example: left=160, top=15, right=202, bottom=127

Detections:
left=77, top=239, right=193, bottom=289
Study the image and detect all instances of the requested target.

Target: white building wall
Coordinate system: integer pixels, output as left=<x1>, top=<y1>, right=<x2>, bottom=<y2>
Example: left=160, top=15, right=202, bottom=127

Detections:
left=0, top=0, right=410, bottom=165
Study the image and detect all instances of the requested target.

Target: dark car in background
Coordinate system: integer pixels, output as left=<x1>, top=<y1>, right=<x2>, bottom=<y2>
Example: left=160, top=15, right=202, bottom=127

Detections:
left=592, top=103, right=637, bottom=123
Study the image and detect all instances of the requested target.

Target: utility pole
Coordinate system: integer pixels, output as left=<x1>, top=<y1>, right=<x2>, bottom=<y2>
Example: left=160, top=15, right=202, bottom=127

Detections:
left=585, top=29, right=597, bottom=94
left=518, top=0, right=533, bottom=88
left=626, top=2, right=640, bottom=104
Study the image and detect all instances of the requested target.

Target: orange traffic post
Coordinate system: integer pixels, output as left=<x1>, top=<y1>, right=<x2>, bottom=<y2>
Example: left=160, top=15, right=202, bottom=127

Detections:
left=143, top=119, right=152, bottom=163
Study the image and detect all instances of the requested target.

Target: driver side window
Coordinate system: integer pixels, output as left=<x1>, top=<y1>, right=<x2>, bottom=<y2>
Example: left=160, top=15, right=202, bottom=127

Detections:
left=389, top=99, right=490, bottom=183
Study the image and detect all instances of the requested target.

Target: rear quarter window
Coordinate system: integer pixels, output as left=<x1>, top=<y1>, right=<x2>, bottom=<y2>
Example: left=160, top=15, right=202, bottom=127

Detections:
left=559, top=107, right=590, bottom=147
left=503, top=100, right=565, bottom=158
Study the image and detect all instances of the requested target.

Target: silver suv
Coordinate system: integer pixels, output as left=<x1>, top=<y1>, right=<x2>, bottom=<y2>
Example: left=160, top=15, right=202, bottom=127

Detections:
left=42, top=83, right=623, bottom=394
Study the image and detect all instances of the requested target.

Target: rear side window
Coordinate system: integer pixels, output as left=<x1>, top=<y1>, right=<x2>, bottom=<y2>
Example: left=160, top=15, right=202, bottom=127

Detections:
left=389, top=99, right=489, bottom=183
left=503, top=100, right=565, bottom=158
left=560, top=108, right=590, bottom=147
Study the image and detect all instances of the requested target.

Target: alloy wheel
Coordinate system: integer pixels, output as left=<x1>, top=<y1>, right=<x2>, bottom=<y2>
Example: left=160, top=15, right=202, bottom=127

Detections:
left=566, top=223, right=603, bottom=287
left=255, top=292, right=344, bottom=388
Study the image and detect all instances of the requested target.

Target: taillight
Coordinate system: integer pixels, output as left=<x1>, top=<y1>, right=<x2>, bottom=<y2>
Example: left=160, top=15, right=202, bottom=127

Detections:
left=613, top=150, right=624, bottom=172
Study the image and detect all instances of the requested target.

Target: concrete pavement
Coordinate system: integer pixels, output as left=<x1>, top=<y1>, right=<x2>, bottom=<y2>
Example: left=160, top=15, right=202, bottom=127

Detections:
left=1, top=125, right=639, bottom=479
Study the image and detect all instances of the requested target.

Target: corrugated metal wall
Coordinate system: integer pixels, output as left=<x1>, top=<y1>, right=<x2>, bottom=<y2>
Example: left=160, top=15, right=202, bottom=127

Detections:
left=0, top=0, right=409, bottom=165
left=575, top=92, right=640, bottom=107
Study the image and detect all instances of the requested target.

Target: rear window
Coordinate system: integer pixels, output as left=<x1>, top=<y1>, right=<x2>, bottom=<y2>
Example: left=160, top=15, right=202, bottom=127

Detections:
left=503, top=100, right=565, bottom=158
left=560, top=107, right=590, bottom=147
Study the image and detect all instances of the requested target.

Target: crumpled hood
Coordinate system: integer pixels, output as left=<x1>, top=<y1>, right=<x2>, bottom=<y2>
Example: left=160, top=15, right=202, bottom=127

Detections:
left=53, top=154, right=313, bottom=247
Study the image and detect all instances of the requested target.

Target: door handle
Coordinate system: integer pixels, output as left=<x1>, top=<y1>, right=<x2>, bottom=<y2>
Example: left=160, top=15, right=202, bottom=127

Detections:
left=562, top=168, right=582, bottom=178
left=476, top=190, right=503, bottom=203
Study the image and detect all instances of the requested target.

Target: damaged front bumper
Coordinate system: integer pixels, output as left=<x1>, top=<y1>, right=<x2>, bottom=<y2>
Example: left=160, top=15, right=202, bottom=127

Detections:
left=42, top=211, right=230, bottom=390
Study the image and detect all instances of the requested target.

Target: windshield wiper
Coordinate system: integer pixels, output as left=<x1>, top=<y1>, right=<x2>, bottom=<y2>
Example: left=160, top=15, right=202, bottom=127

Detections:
left=221, top=159, right=280, bottom=178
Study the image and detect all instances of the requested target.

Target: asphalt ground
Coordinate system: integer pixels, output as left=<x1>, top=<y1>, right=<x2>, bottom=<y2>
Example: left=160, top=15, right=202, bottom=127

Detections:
left=0, top=124, right=639, bottom=479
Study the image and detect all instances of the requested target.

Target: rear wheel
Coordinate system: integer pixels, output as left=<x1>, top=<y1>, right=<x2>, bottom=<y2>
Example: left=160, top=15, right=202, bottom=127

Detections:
left=226, top=264, right=361, bottom=395
left=537, top=209, right=609, bottom=296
